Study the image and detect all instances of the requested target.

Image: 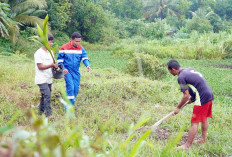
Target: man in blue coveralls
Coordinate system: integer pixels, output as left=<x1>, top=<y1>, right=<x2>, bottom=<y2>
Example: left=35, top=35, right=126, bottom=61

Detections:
left=57, top=32, right=92, bottom=105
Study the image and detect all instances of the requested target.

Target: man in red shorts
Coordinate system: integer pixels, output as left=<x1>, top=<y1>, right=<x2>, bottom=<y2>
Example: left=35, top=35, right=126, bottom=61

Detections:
left=167, top=60, right=213, bottom=150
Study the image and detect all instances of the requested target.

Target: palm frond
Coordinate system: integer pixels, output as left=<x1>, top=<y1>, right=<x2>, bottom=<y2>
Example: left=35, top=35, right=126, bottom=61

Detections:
left=143, top=0, right=177, bottom=20
left=191, top=11, right=197, bottom=17
left=21, top=8, right=36, bottom=15
left=143, top=9, right=156, bottom=19
left=0, top=2, right=19, bottom=38
left=205, top=11, right=215, bottom=18
left=36, top=14, right=55, bottom=63
left=15, top=15, right=44, bottom=26
left=0, top=3, right=9, bottom=16
left=167, top=8, right=176, bottom=17
left=7, top=22, right=19, bottom=44
left=31, top=10, right=47, bottom=16
left=11, top=0, right=47, bottom=14
left=28, top=35, right=43, bottom=45
left=0, top=16, right=11, bottom=27
left=7, top=0, right=50, bottom=45
left=0, top=21, right=9, bottom=36
left=0, top=2, right=10, bottom=12
left=156, top=7, right=162, bottom=16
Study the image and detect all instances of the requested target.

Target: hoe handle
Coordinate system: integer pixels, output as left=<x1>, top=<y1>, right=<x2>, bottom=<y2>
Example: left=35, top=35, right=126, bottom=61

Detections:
left=150, top=98, right=191, bottom=131
left=150, top=111, right=174, bottom=130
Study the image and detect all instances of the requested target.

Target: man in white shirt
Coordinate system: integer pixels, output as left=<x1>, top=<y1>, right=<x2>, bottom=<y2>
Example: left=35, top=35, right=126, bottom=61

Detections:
left=34, top=34, right=58, bottom=117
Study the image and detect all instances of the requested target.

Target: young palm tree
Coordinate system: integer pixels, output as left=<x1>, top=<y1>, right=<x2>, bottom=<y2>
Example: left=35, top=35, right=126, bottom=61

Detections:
left=3, top=0, right=47, bottom=44
left=143, top=0, right=177, bottom=21
left=191, top=8, right=214, bottom=19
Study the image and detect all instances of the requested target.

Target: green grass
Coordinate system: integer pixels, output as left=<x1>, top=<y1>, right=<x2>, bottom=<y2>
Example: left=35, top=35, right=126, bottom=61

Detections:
left=85, top=50, right=128, bottom=70
left=162, top=59, right=232, bottom=98
left=0, top=51, right=232, bottom=156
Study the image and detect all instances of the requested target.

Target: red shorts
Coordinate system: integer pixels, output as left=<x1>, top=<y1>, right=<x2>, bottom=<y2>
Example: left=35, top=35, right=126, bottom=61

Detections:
left=191, top=100, right=213, bottom=123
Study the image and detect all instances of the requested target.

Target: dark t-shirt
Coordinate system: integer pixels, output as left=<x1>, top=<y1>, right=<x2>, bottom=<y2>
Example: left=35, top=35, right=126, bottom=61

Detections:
left=178, top=68, right=214, bottom=105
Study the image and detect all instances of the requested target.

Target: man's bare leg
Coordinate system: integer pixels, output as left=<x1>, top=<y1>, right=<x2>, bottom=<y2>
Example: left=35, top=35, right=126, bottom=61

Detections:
left=197, top=120, right=208, bottom=144
left=177, top=123, right=199, bottom=150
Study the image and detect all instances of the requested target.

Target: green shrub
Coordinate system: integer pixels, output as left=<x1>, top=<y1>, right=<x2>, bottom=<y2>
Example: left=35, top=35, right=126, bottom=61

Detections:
left=99, top=26, right=119, bottom=45
left=123, top=53, right=167, bottom=80
left=112, top=45, right=135, bottom=59
left=125, top=19, right=142, bottom=36
left=110, top=31, right=229, bottom=60
left=208, top=13, right=224, bottom=33
left=12, top=39, right=40, bottom=58
left=166, top=16, right=186, bottom=29
left=81, top=41, right=111, bottom=51
left=222, top=39, right=232, bottom=58
left=186, top=17, right=213, bottom=33
left=173, top=32, right=190, bottom=39
left=53, top=31, right=70, bottom=47
left=149, top=19, right=170, bottom=39
left=19, top=27, right=36, bottom=38
left=0, top=37, right=11, bottom=53
left=124, top=19, right=171, bottom=40
left=0, top=52, right=12, bottom=56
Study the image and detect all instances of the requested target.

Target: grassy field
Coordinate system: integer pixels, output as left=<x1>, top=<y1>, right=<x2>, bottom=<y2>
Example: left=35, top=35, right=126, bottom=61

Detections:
left=0, top=51, right=231, bottom=156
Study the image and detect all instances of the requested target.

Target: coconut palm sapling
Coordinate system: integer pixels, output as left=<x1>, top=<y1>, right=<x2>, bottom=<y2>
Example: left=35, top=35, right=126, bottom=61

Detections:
left=35, top=14, right=63, bottom=79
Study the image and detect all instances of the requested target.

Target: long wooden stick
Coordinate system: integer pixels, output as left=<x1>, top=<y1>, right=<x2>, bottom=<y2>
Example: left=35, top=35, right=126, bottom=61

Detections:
left=150, top=111, right=174, bottom=130
left=151, top=98, right=190, bottom=131
left=136, top=98, right=191, bottom=133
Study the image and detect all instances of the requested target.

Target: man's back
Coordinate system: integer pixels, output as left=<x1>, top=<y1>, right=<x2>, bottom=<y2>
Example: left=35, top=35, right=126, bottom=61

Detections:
left=178, top=68, right=213, bottom=105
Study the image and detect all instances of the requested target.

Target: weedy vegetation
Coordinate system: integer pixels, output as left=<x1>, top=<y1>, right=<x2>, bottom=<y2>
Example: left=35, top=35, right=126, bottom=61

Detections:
left=0, top=49, right=231, bottom=156
left=1, top=0, right=232, bottom=156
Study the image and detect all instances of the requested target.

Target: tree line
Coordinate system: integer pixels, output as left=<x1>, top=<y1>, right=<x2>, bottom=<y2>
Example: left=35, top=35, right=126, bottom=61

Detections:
left=1, top=0, right=232, bottom=45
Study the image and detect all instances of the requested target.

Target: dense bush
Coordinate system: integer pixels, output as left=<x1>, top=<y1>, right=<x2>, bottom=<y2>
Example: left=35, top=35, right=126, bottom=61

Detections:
left=0, top=37, right=11, bottom=53
left=19, top=27, right=36, bottom=39
left=72, top=0, right=116, bottom=43
left=125, top=19, right=146, bottom=37
left=208, top=13, right=224, bottom=33
left=222, top=38, right=232, bottom=58
left=112, top=46, right=135, bottom=59
left=111, top=31, right=231, bottom=60
left=166, top=16, right=186, bottom=29
left=123, top=53, right=167, bottom=80
left=47, top=0, right=72, bottom=32
left=125, top=19, right=171, bottom=39
left=173, top=32, right=190, bottom=39
left=185, top=17, right=213, bottom=33
left=98, top=0, right=143, bottom=19
left=52, top=31, right=70, bottom=47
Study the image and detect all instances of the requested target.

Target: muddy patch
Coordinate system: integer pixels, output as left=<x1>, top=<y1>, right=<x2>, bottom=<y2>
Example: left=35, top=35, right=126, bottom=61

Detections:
left=154, top=128, right=171, bottom=141
left=154, top=128, right=201, bottom=145
left=177, top=132, right=188, bottom=146
left=80, top=83, right=88, bottom=88
left=136, top=127, right=189, bottom=144
left=20, top=82, right=32, bottom=89
left=128, top=127, right=201, bottom=145
left=0, top=138, right=13, bottom=157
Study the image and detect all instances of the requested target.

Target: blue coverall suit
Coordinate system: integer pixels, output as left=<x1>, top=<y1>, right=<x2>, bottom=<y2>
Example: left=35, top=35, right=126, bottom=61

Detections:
left=57, top=41, right=90, bottom=105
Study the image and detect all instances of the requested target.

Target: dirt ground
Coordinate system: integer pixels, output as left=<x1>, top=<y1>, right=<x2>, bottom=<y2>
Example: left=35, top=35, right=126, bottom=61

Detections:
left=154, top=128, right=201, bottom=145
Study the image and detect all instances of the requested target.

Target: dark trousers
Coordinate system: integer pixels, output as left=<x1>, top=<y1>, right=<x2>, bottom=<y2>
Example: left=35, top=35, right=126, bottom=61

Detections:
left=38, top=83, right=52, bottom=117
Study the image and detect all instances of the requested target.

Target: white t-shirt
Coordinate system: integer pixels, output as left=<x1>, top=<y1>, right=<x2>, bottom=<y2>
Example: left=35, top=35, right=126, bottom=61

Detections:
left=34, top=47, right=54, bottom=84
